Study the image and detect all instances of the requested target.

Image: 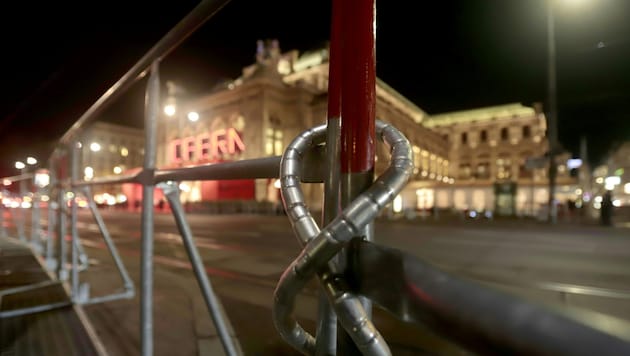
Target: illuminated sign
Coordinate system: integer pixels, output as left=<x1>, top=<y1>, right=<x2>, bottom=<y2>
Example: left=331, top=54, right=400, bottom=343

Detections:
left=171, top=128, right=245, bottom=163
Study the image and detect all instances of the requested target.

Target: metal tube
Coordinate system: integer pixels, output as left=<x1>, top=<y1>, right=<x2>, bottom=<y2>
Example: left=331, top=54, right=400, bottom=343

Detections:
left=0, top=280, right=61, bottom=298
left=46, top=160, right=56, bottom=268
left=140, top=61, right=160, bottom=356
left=57, top=0, right=233, bottom=147
left=72, top=172, right=140, bottom=187
left=0, top=301, right=72, bottom=319
left=338, top=0, right=376, bottom=351
left=16, top=169, right=27, bottom=243
left=160, top=182, right=239, bottom=356
left=340, top=0, right=375, bottom=176
left=31, top=178, right=42, bottom=253
left=0, top=190, right=5, bottom=238
left=71, top=142, right=80, bottom=299
left=316, top=0, right=344, bottom=352
left=275, top=121, right=412, bottom=355
left=57, top=172, right=68, bottom=281
left=83, top=290, right=135, bottom=306
left=15, top=192, right=26, bottom=243
left=74, top=232, right=90, bottom=271
left=349, top=240, right=630, bottom=356
left=154, top=156, right=282, bottom=183
left=83, top=186, right=135, bottom=293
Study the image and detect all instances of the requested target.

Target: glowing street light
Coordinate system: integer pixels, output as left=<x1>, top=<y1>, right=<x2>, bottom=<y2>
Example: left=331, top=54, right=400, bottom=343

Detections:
left=164, top=104, right=176, bottom=117
left=15, top=161, right=25, bottom=170
left=90, top=142, right=101, bottom=152
left=187, top=111, right=199, bottom=122
left=26, top=156, right=37, bottom=165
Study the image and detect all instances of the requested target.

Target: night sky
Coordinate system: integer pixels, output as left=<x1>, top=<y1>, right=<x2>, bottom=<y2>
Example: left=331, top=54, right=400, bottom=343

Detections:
left=1, top=0, right=629, bottom=176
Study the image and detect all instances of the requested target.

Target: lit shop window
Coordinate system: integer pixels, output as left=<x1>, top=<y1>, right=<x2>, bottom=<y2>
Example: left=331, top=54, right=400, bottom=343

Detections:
left=496, top=158, right=512, bottom=179
left=84, top=166, right=94, bottom=181
left=459, top=164, right=471, bottom=180
left=265, top=128, right=283, bottom=156
left=412, top=146, right=421, bottom=172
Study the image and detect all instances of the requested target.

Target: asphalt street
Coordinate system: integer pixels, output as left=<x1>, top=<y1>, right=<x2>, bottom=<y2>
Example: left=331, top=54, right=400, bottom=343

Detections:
left=5, top=209, right=630, bottom=355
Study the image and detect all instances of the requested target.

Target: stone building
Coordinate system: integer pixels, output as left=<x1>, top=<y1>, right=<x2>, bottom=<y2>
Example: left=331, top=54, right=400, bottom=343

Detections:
left=423, top=103, right=578, bottom=216
left=155, top=40, right=449, bottom=211
left=78, top=121, right=145, bottom=205
left=80, top=39, right=579, bottom=216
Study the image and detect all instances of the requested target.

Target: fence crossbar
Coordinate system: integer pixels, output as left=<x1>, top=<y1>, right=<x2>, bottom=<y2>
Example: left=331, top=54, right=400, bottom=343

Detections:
left=348, top=239, right=630, bottom=356
left=57, top=0, right=233, bottom=147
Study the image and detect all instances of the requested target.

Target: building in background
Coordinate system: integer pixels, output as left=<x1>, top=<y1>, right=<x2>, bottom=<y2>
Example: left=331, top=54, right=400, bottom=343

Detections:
left=423, top=103, right=578, bottom=217
left=77, top=40, right=582, bottom=217
left=155, top=39, right=449, bottom=212
left=591, top=142, right=630, bottom=220
left=79, top=121, right=145, bottom=207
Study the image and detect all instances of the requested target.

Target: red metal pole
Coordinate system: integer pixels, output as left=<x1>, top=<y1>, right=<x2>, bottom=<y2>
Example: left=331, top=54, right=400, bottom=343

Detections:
left=338, top=0, right=376, bottom=353
left=340, top=0, right=376, bottom=176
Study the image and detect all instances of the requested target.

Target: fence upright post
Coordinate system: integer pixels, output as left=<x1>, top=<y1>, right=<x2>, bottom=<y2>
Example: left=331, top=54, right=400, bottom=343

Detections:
left=70, top=142, right=81, bottom=300
left=31, top=175, right=43, bottom=254
left=140, top=61, right=160, bottom=356
left=46, top=158, right=57, bottom=270
left=0, top=188, right=5, bottom=238
left=316, top=0, right=344, bottom=354
left=56, top=151, right=69, bottom=281
left=338, top=0, right=376, bottom=353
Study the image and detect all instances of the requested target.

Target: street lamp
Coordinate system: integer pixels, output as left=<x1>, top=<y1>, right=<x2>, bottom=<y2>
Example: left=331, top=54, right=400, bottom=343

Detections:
left=164, top=104, right=176, bottom=117
left=15, top=161, right=25, bottom=170
left=546, top=0, right=594, bottom=224
left=187, top=111, right=199, bottom=122
left=547, top=0, right=559, bottom=224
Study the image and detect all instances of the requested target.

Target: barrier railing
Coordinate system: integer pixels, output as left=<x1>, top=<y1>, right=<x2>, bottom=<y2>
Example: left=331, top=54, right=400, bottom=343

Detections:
left=3, top=0, right=630, bottom=355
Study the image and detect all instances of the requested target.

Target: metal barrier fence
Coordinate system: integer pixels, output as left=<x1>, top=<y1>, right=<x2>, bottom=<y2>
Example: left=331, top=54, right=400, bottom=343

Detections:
left=3, top=0, right=630, bottom=355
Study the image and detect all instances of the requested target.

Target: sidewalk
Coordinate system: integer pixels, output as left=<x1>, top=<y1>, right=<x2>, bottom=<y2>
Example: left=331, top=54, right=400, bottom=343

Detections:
left=0, top=237, right=105, bottom=356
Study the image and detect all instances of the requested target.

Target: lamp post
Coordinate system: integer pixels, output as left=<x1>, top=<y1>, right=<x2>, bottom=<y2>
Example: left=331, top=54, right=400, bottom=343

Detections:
left=547, top=0, right=559, bottom=224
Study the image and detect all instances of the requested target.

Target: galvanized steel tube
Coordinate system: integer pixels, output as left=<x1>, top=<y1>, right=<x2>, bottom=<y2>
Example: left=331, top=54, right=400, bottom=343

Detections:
left=56, top=153, right=68, bottom=281
left=46, top=159, right=56, bottom=266
left=57, top=0, right=233, bottom=147
left=83, top=186, right=134, bottom=294
left=140, top=61, right=160, bottom=356
left=316, top=0, right=344, bottom=351
left=70, top=142, right=80, bottom=299
left=160, top=182, right=239, bottom=356
left=274, top=121, right=413, bottom=355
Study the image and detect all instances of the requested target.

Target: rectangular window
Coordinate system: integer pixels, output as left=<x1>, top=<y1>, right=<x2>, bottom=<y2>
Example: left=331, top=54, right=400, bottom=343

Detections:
left=476, top=163, right=490, bottom=179
left=173, top=140, right=182, bottom=162
left=200, top=135, right=210, bottom=158
left=274, top=131, right=283, bottom=155
left=459, top=164, right=471, bottom=180
left=265, top=128, right=274, bottom=155
left=187, top=139, right=195, bottom=161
